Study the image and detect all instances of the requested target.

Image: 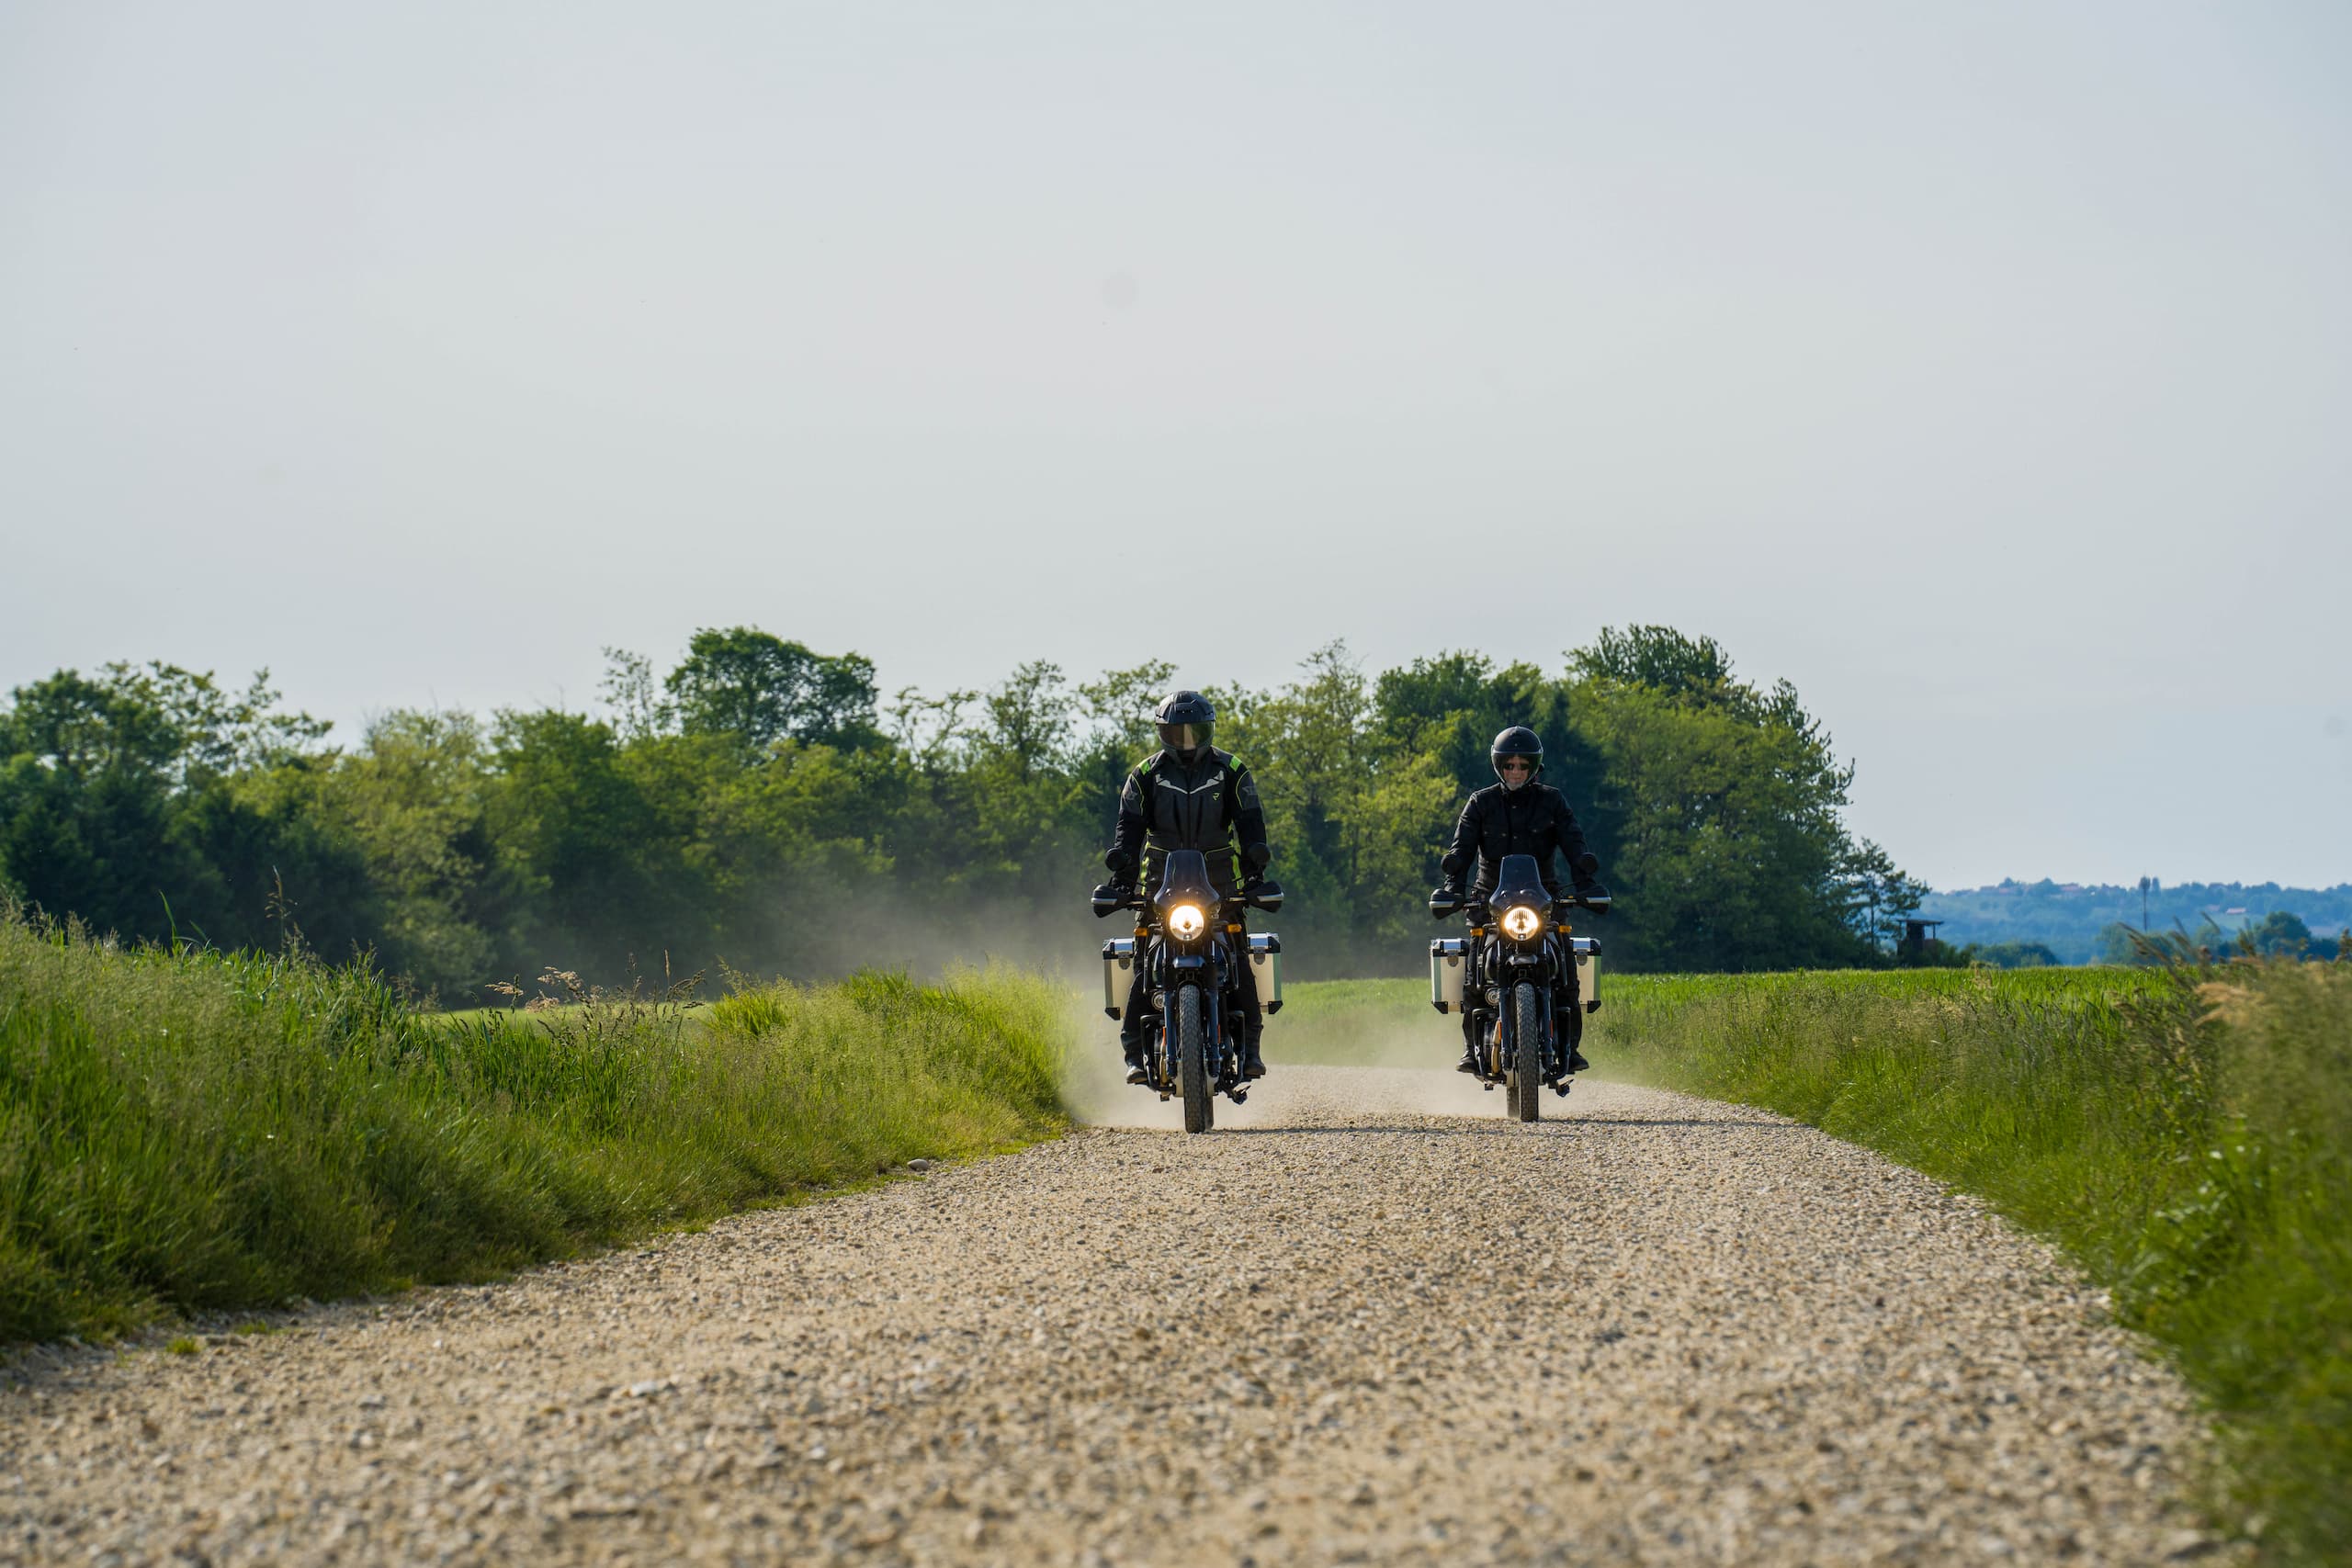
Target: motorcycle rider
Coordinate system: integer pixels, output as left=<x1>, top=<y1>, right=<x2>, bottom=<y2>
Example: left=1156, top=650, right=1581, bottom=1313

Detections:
left=1433, top=725, right=1611, bottom=1078
left=1091, top=690, right=1275, bottom=1084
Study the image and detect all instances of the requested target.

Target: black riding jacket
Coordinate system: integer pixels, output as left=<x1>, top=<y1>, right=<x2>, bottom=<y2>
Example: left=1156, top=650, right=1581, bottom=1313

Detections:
left=1441, top=781, right=1596, bottom=902
left=1108, top=747, right=1272, bottom=897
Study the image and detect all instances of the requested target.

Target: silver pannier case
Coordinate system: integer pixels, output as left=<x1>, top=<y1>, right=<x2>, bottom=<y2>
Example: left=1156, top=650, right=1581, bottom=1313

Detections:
left=1430, top=938, right=1467, bottom=1013
left=1247, top=932, right=1283, bottom=1014
left=1101, top=938, right=1136, bottom=1019
left=1570, top=936, right=1601, bottom=1012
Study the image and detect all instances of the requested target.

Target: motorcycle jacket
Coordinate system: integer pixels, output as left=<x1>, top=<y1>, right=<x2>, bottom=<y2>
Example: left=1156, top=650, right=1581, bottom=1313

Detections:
left=1440, top=782, right=1597, bottom=902
left=1107, top=747, right=1272, bottom=897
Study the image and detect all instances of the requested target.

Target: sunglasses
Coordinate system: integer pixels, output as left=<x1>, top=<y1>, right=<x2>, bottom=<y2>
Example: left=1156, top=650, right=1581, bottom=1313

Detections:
left=1498, top=758, right=1533, bottom=773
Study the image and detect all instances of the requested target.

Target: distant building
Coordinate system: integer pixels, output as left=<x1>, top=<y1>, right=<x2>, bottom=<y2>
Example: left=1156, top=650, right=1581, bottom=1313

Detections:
left=1900, top=919, right=1945, bottom=960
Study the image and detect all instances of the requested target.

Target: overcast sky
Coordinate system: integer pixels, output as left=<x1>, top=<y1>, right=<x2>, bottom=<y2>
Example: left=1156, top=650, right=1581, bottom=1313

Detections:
left=3, top=1, right=2346, bottom=889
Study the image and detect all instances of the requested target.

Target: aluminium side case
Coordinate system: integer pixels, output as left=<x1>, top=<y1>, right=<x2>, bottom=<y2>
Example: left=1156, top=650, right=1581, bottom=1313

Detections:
left=1430, top=938, right=1467, bottom=1013
left=1246, top=932, right=1283, bottom=1014
left=1101, top=938, right=1136, bottom=1019
left=1570, top=936, right=1601, bottom=1012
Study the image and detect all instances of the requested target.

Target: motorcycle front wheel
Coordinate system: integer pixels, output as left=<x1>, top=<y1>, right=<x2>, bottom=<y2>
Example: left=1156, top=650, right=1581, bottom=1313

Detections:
left=1177, top=984, right=1214, bottom=1134
left=1510, top=982, right=1542, bottom=1124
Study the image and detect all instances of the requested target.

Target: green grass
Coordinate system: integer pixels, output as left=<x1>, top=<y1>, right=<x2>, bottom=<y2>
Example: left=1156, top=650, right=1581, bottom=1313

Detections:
left=1281, top=964, right=2349, bottom=1562
left=0, top=907, right=1070, bottom=1345
left=1589, top=965, right=2352, bottom=1561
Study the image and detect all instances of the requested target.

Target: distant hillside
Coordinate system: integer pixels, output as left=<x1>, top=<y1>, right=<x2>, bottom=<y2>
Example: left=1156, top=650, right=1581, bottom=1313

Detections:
left=1921, top=881, right=2352, bottom=964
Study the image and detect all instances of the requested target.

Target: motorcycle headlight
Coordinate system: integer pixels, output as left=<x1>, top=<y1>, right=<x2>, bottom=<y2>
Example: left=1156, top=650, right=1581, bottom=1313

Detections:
left=1166, top=903, right=1207, bottom=940
left=1501, top=904, right=1542, bottom=940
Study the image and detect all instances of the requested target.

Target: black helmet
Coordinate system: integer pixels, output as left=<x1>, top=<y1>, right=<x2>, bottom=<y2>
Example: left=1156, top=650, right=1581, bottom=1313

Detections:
left=1490, top=725, right=1543, bottom=786
left=1153, top=690, right=1216, bottom=760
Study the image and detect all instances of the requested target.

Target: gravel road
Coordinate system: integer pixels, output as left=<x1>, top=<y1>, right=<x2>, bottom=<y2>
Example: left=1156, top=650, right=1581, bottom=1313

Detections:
left=2, top=1067, right=2223, bottom=1565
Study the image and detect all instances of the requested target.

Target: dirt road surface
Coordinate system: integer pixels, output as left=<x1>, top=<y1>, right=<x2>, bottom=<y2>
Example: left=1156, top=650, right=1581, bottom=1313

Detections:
left=2, top=1067, right=2222, bottom=1564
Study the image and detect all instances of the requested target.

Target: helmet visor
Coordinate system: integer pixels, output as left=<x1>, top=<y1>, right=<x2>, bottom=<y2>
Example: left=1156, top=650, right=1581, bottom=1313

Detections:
left=1157, top=722, right=1213, bottom=754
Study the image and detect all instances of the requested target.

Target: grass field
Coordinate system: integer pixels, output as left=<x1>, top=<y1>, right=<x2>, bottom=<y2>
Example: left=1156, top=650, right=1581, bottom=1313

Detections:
left=1276, top=963, right=2352, bottom=1562
left=0, top=908, right=1070, bottom=1346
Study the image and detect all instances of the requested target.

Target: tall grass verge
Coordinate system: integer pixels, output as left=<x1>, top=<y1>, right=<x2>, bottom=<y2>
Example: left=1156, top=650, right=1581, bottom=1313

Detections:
left=0, top=907, right=1069, bottom=1345
left=1589, top=964, right=2350, bottom=1563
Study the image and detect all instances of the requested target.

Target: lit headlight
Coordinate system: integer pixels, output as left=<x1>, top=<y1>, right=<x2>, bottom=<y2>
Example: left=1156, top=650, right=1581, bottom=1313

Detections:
left=1501, top=905, right=1542, bottom=940
left=1166, top=903, right=1207, bottom=940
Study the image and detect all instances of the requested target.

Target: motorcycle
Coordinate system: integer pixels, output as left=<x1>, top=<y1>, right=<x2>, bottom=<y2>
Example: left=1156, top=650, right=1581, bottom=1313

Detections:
left=1429, top=852, right=1608, bottom=1123
left=1095, top=849, right=1284, bottom=1134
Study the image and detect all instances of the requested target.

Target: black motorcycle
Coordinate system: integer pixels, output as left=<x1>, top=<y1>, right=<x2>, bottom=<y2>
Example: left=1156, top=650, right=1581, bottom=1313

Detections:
left=1429, top=852, right=1608, bottom=1123
left=1095, top=850, right=1284, bottom=1134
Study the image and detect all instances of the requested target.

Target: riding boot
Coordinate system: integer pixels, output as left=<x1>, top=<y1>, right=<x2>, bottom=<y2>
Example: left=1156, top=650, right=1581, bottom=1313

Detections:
left=1561, top=1007, right=1590, bottom=1075
left=1241, top=1030, right=1266, bottom=1078
left=1119, top=1032, right=1148, bottom=1085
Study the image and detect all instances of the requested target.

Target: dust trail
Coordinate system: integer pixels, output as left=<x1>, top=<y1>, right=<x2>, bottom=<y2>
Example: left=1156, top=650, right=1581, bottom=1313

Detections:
left=1062, top=993, right=1560, bottom=1130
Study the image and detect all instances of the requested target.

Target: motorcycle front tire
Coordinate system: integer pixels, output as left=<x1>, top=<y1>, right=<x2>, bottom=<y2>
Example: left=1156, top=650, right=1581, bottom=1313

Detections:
left=1510, top=982, right=1543, bottom=1124
left=1177, top=984, right=1214, bottom=1134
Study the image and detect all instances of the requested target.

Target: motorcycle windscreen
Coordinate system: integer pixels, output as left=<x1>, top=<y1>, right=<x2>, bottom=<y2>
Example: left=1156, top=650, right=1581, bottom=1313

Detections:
left=1490, top=852, right=1548, bottom=910
left=1154, top=849, right=1220, bottom=911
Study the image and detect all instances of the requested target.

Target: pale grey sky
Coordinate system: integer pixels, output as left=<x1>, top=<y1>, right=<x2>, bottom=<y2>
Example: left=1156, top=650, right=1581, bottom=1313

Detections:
left=3, top=1, right=2346, bottom=888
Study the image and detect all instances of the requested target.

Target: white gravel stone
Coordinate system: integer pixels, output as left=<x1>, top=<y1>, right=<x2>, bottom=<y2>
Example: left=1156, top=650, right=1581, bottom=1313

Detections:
left=0, top=1069, right=2227, bottom=1564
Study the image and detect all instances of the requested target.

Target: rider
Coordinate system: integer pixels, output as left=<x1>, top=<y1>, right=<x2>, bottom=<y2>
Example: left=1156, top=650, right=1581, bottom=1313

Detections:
left=1433, top=725, right=1611, bottom=1077
left=1092, top=690, right=1274, bottom=1085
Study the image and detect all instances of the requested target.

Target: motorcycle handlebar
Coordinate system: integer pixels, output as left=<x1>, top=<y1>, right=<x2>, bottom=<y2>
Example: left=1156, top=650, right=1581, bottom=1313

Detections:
left=1426, top=891, right=1613, bottom=922
left=1091, top=884, right=1286, bottom=919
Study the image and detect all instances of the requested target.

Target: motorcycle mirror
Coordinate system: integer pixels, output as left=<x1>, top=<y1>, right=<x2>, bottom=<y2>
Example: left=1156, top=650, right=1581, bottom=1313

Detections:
left=1575, top=852, right=1600, bottom=877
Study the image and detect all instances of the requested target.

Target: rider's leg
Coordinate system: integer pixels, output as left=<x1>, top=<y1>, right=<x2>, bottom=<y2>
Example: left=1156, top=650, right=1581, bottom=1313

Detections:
left=1456, top=936, right=1483, bottom=1072
left=1236, top=943, right=1266, bottom=1077
left=1120, top=948, right=1150, bottom=1083
left=1555, top=956, right=1589, bottom=1077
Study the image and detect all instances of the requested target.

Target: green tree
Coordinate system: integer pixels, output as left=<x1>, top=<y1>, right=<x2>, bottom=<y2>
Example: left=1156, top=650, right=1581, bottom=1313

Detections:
left=2242, top=910, right=2314, bottom=957
left=0, top=664, right=338, bottom=949
left=316, top=711, right=497, bottom=993
left=1568, top=632, right=1867, bottom=971
left=664, top=628, right=880, bottom=752
left=483, top=710, right=711, bottom=983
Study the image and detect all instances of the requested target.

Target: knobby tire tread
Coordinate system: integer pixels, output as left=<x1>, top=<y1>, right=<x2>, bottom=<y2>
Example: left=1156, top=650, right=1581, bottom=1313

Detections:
left=1178, top=986, right=1213, bottom=1134
left=1512, top=982, right=1542, bottom=1123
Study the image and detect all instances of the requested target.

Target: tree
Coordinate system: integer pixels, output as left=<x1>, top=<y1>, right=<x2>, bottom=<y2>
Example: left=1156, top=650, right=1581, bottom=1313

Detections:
left=316, top=710, right=497, bottom=992
left=1834, top=837, right=1929, bottom=958
left=2243, top=910, right=2314, bottom=957
left=663, top=628, right=879, bottom=752
left=1967, top=941, right=2063, bottom=968
left=6, top=626, right=1928, bottom=985
left=599, top=648, right=674, bottom=741
left=1568, top=633, right=1871, bottom=971
left=484, top=710, right=709, bottom=981
left=0, top=663, right=334, bottom=948
left=1569, top=626, right=1741, bottom=709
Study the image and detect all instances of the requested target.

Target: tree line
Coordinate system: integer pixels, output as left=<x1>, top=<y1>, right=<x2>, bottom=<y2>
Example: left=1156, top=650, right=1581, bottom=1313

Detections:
left=0, top=626, right=1931, bottom=997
